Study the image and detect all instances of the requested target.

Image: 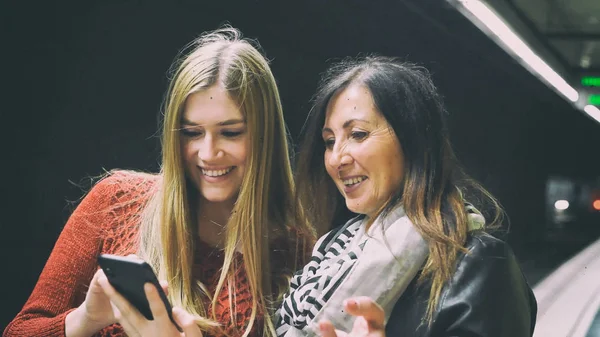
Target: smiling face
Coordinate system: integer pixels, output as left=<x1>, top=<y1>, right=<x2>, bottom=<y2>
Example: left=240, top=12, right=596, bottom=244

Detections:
left=180, top=85, right=249, bottom=204
left=322, top=84, right=405, bottom=218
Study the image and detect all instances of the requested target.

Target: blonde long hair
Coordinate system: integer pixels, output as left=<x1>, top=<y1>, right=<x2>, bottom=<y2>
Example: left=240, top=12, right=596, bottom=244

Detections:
left=138, top=27, right=313, bottom=337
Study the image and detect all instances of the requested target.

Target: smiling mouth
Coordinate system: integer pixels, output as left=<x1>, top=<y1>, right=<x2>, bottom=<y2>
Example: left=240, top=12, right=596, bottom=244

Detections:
left=342, top=176, right=367, bottom=186
left=201, top=167, right=234, bottom=177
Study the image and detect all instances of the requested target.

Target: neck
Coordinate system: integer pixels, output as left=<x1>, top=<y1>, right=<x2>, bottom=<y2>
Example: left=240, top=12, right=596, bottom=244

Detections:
left=196, top=197, right=236, bottom=249
left=365, top=202, right=405, bottom=232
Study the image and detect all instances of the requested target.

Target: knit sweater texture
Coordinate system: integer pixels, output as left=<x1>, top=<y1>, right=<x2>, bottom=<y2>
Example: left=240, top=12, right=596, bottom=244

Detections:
left=4, top=170, right=266, bottom=337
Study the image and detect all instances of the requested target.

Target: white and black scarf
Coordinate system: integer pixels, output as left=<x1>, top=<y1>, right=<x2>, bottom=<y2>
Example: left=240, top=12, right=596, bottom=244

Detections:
left=275, top=203, right=485, bottom=337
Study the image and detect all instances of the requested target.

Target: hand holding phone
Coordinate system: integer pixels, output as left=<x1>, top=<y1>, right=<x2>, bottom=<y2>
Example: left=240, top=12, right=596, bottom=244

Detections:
left=97, top=254, right=181, bottom=331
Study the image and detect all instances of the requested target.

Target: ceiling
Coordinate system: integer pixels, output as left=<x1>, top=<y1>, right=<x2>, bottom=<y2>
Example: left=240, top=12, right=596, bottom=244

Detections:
left=512, top=0, right=600, bottom=76
left=463, top=0, right=600, bottom=111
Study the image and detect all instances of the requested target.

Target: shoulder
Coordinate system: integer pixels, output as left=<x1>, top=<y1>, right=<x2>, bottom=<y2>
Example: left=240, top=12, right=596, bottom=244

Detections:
left=432, top=232, right=537, bottom=336
left=449, top=232, right=530, bottom=298
left=89, top=171, right=159, bottom=252
left=70, top=170, right=160, bottom=229
left=92, top=170, right=159, bottom=194
left=463, top=231, right=515, bottom=260
left=85, top=170, right=159, bottom=205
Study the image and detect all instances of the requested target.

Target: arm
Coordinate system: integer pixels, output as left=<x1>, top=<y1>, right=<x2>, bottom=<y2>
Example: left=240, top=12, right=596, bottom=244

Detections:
left=432, top=233, right=538, bottom=337
left=3, top=174, right=126, bottom=337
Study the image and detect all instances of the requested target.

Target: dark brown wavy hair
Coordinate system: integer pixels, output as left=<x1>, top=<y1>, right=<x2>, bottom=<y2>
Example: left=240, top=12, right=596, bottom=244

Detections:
left=295, top=56, right=504, bottom=324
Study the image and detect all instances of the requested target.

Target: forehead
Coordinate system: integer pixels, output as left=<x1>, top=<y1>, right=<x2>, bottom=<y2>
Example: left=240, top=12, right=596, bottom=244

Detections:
left=182, top=85, right=243, bottom=124
left=324, top=84, right=380, bottom=125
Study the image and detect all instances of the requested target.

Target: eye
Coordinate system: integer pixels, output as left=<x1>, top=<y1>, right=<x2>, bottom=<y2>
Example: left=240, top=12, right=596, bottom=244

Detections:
left=351, top=131, right=368, bottom=140
left=323, top=138, right=335, bottom=150
left=181, top=128, right=203, bottom=138
left=222, top=130, right=244, bottom=138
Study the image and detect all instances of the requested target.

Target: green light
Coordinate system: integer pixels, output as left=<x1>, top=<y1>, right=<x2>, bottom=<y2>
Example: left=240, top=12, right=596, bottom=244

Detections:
left=582, top=77, right=600, bottom=87
left=590, top=95, right=600, bottom=105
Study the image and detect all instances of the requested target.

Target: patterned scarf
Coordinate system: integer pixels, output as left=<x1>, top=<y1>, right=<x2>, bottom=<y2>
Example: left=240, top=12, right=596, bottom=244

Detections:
left=275, top=203, right=485, bottom=337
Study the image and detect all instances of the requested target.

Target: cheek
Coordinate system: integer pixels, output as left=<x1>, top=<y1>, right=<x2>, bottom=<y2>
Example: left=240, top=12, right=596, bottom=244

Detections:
left=386, top=150, right=405, bottom=187
left=181, top=142, right=195, bottom=162
left=362, top=142, right=400, bottom=185
left=323, top=152, right=336, bottom=179
left=233, top=139, right=249, bottom=164
left=392, top=143, right=405, bottom=178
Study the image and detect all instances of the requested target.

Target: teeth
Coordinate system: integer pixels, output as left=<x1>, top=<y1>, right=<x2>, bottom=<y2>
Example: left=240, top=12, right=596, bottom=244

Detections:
left=342, top=176, right=366, bottom=186
left=202, top=167, right=233, bottom=177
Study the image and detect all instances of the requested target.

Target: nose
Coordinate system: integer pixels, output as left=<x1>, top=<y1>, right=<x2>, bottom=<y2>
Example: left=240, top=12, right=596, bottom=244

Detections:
left=197, top=135, right=222, bottom=161
left=327, top=142, right=353, bottom=170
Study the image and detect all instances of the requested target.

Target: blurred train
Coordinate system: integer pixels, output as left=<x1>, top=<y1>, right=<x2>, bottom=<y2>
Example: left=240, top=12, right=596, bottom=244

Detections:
left=546, top=176, right=600, bottom=240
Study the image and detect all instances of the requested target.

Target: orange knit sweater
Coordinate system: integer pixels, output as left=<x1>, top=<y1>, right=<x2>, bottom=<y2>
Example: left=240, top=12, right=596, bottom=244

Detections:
left=3, top=171, right=269, bottom=337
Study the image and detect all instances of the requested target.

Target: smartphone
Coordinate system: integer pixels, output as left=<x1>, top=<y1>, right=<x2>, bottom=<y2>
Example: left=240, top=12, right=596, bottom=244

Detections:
left=97, top=254, right=181, bottom=331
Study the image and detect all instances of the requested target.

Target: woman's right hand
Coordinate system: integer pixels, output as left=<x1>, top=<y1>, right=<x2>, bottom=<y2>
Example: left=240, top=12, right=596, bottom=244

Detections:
left=66, top=268, right=117, bottom=337
left=82, top=268, right=119, bottom=326
left=318, top=297, right=386, bottom=337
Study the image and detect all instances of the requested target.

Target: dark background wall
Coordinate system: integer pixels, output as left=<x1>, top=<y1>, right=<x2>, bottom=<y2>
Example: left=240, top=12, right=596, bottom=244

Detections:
left=3, top=0, right=600, bottom=329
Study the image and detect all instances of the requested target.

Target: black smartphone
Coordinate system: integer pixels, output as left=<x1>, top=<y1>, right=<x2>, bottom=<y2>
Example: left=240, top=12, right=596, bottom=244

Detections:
left=97, top=254, right=181, bottom=331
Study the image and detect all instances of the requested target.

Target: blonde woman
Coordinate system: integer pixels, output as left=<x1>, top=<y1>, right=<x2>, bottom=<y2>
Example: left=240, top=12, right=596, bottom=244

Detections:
left=4, top=27, right=314, bottom=337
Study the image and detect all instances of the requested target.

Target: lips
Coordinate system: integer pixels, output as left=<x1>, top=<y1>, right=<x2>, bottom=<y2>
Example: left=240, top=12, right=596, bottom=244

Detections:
left=342, top=175, right=368, bottom=186
left=201, top=167, right=234, bottom=177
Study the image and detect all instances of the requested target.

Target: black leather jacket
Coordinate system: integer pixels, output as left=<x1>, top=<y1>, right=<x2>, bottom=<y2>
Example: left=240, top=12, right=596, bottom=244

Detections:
left=386, top=232, right=537, bottom=336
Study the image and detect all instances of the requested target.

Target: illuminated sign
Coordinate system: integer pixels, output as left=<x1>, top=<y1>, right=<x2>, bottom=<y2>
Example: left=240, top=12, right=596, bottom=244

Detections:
left=582, top=77, right=600, bottom=87
left=590, top=94, right=600, bottom=105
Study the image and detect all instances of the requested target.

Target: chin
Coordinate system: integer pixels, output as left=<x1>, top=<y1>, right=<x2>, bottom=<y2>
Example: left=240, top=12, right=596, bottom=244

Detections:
left=346, top=201, right=366, bottom=215
left=202, top=194, right=236, bottom=203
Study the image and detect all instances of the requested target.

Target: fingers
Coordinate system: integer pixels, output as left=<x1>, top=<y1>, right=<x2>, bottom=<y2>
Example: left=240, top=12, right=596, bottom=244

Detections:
left=172, top=307, right=203, bottom=337
left=89, top=269, right=107, bottom=293
left=318, top=320, right=340, bottom=337
left=92, top=268, right=104, bottom=280
left=343, top=297, right=385, bottom=330
left=108, top=301, right=141, bottom=337
left=145, top=283, right=169, bottom=322
left=97, top=272, right=145, bottom=329
left=126, top=254, right=142, bottom=260
left=160, top=280, right=169, bottom=296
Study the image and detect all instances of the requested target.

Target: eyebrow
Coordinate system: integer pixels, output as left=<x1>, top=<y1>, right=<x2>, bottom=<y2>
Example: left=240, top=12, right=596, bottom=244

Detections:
left=181, top=118, right=246, bottom=127
left=322, top=118, right=371, bottom=133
